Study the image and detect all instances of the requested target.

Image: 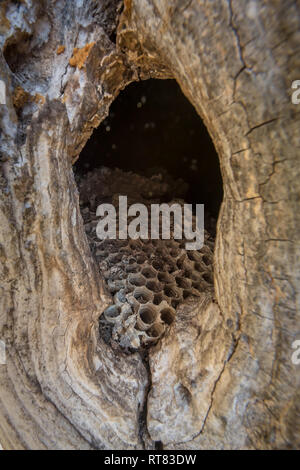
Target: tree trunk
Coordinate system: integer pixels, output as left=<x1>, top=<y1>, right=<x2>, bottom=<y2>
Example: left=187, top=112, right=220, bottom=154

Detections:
left=0, top=0, right=299, bottom=450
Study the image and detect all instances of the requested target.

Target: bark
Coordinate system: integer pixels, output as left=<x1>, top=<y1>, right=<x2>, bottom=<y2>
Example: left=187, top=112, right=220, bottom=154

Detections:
left=0, top=0, right=299, bottom=450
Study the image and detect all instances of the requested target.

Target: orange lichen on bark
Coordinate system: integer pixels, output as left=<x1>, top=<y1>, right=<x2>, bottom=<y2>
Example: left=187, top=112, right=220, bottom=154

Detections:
left=34, top=93, right=45, bottom=105
left=56, top=45, right=65, bottom=55
left=13, top=86, right=30, bottom=110
left=13, top=86, right=45, bottom=110
left=69, top=42, right=95, bottom=69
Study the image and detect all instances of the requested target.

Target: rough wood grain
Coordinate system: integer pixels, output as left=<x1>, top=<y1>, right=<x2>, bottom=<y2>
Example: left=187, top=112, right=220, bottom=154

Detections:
left=0, top=0, right=299, bottom=449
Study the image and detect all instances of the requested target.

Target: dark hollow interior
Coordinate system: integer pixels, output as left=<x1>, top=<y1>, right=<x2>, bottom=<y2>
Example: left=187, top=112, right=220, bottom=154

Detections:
left=75, top=79, right=223, bottom=221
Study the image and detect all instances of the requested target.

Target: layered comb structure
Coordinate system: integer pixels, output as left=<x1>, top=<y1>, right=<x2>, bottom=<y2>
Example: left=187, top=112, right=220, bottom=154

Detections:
left=79, top=168, right=215, bottom=352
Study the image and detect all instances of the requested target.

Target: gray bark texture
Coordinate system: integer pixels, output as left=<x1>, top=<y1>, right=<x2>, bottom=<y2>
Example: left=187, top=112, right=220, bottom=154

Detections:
left=0, top=0, right=299, bottom=450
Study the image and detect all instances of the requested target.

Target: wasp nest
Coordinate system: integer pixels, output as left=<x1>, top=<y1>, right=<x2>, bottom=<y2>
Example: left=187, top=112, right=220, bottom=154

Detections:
left=79, top=168, right=215, bottom=352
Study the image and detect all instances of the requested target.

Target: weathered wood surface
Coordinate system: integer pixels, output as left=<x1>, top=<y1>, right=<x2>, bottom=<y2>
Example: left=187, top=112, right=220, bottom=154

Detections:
left=0, top=0, right=299, bottom=449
